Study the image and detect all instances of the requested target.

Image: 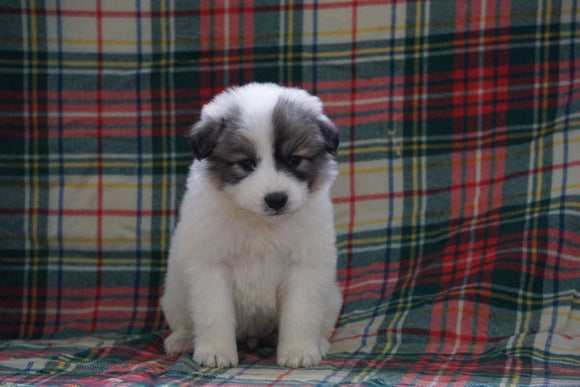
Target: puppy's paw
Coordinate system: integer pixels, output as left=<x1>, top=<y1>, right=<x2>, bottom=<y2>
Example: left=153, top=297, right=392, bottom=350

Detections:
left=193, top=344, right=238, bottom=368
left=164, top=331, right=193, bottom=355
left=319, top=337, right=330, bottom=357
left=277, top=344, right=322, bottom=368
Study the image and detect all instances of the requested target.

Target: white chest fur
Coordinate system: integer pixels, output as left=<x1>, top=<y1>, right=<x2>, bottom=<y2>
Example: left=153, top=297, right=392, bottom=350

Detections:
left=228, top=256, right=284, bottom=338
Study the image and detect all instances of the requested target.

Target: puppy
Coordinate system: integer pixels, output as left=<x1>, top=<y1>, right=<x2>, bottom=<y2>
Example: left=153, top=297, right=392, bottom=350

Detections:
left=160, top=83, right=342, bottom=368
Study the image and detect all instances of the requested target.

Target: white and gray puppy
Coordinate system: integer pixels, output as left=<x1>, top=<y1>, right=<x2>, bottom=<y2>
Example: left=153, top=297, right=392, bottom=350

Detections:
left=161, top=83, right=342, bottom=368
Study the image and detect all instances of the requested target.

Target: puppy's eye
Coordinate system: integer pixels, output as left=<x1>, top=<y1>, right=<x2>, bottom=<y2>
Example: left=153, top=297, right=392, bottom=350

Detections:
left=238, top=158, right=256, bottom=171
left=288, top=155, right=303, bottom=168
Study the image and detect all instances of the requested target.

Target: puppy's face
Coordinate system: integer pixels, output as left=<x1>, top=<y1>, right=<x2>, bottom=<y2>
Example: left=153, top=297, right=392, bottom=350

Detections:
left=189, top=83, right=339, bottom=219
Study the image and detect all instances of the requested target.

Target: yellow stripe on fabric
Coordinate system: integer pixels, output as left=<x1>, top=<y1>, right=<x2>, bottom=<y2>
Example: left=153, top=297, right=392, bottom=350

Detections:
left=513, top=4, right=550, bottom=383
left=335, top=235, right=390, bottom=248
left=532, top=344, right=580, bottom=353
left=159, top=0, right=168, bottom=251
left=509, top=348, right=580, bottom=365
left=286, top=0, right=294, bottom=84
left=540, top=311, right=580, bottom=323
left=155, top=0, right=169, bottom=329
left=338, top=165, right=404, bottom=175
left=27, top=0, right=40, bottom=340
left=379, top=1, right=424, bottom=364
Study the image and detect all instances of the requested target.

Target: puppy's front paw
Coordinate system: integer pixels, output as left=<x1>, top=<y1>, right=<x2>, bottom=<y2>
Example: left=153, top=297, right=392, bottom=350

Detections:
left=319, top=337, right=330, bottom=357
left=164, top=331, right=193, bottom=355
left=277, top=344, right=322, bottom=368
left=193, top=343, right=238, bottom=368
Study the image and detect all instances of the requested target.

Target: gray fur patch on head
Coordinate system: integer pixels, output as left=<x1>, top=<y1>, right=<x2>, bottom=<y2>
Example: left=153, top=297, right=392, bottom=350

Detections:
left=206, top=124, right=258, bottom=188
left=189, top=117, right=224, bottom=160
left=272, top=92, right=340, bottom=191
left=189, top=102, right=258, bottom=188
left=189, top=103, right=243, bottom=160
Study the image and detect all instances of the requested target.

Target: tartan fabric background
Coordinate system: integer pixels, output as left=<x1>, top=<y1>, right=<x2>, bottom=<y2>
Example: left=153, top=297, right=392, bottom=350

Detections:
left=1, top=0, right=579, bottom=385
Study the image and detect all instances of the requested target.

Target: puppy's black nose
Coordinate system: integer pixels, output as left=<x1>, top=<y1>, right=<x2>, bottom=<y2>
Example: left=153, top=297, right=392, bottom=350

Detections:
left=264, top=192, right=288, bottom=211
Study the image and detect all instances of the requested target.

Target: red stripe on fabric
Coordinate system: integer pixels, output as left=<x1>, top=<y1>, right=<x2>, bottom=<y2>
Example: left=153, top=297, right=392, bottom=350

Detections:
left=336, top=262, right=400, bottom=280
left=333, top=326, right=515, bottom=345
left=212, top=1, right=226, bottom=87
left=213, top=0, right=226, bottom=48
left=227, top=1, right=240, bottom=52
left=339, top=0, right=359, bottom=324
left=3, top=286, right=154, bottom=297
left=267, top=368, right=294, bottom=387
left=199, top=0, right=213, bottom=96
left=471, top=0, right=510, bottom=357
left=91, top=0, right=104, bottom=334
left=423, top=0, right=468, bottom=357
left=227, top=2, right=239, bottom=85
left=23, top=1, right=40, bottom=338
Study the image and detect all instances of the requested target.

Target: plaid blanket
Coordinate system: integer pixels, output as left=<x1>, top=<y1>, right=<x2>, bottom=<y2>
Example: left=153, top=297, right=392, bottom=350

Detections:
left=1, top=0, right=580, bottom=385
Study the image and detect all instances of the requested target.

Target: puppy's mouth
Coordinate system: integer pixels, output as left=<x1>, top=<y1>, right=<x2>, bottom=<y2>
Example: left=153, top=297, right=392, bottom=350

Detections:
left=262, top=205, right=294, bottom=219
left=262, top=206, right=302, bottom=222
left=263, top=206, right=291, bottom=218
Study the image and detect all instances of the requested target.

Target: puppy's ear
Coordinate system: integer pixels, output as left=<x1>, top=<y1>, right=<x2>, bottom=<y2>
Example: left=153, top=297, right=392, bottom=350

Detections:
left=189, top=118, right=224, bottom=160
left=318, top=116, right=340, bottom=155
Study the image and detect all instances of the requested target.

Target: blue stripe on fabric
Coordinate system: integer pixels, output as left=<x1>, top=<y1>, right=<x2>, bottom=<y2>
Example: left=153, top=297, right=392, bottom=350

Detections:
left=215, top=361, right=258, bottom=386
left=130, top=0, right=144, bottom=334
left=54, top=0, right=65, bottom=337
left=23, top=361, right=33, bottom=373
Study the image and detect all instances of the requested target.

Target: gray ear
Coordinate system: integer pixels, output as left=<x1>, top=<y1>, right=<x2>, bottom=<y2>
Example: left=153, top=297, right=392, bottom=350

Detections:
left=189, top=118, right=224, bottom=160
left=318, top=116, right=340, bottom=155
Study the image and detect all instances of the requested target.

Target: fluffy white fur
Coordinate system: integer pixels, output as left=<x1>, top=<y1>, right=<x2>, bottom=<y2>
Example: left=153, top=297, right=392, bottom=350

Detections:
left=160, top=83, right=342, bottom=368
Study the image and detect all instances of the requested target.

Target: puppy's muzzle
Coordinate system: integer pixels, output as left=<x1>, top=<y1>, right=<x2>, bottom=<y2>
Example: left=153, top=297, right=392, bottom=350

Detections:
left=264, top=191, right=288, bottom=212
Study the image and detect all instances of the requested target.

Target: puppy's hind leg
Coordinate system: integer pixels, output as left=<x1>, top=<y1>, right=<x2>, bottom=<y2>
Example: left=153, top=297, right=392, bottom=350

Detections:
left=164, top=329, right=193, bottom=355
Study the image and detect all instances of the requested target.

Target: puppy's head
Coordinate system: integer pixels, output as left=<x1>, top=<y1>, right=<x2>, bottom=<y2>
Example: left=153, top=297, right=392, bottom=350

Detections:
left=189, top=83, right=339, bottom=219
